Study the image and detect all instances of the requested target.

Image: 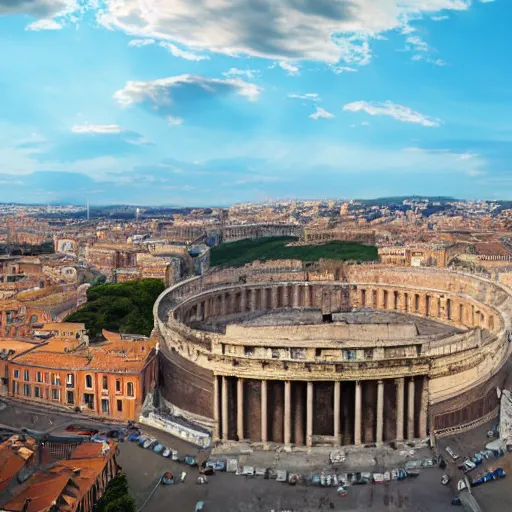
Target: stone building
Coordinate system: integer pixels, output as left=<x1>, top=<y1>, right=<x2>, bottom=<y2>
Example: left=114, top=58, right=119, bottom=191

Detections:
left=4, top=330, right=157, bottom=421
left=302, top=228, right=376, bottom=245
left=154, top=261, right=510, bottom=448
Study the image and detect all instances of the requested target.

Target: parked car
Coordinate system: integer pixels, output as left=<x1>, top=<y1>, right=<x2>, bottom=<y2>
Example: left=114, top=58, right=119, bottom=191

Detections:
left=162, top=447, right=172, bottom=458
left=161, top=472, right=175, bottom=485
left=143, top=438, right=156, bottom=449
left=153, top=443, right=164, bottom=454
left=446, top=447, right=459, bottom=461
left=441, top=475, right=450, bottom=485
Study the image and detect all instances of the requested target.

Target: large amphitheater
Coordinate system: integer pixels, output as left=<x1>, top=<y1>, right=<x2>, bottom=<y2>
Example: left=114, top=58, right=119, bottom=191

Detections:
left=153, top=261, right=512, bottom=448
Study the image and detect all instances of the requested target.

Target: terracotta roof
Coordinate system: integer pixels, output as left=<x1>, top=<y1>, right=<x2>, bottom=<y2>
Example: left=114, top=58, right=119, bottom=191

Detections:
left=40, top=323, right=85, bottom=331
left=12, top=338, right=156, bottom=373
left=3, top=442, right=115, bottom=512
left=0, top=436, right=37, bottom=493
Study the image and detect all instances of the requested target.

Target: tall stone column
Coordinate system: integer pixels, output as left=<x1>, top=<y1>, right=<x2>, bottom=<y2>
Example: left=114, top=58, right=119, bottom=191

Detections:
left=204, top=297, right=210, bottom=319
left=237, top=378, right=244, bottom=441
left=260, top=288, right=268, bottom=310
left=261, top=380, right=268, bottom=443
left=213, top=375, right=220, bottom=441
left=240, top=288, right=247, bottom=313
left=333, top=381, right=341, bottom=446
left=271, top=287, right=279, bottom=309
left=306, top=381, right=314, bottom=448
left=249, top=288, right=257, bottom=311
left=304, top=285, right=311, bottom=308
left=376, top=380, right=384, bottom=444
left=408, top=378, right=416, bottom=440
left=222, top=376, right=229, bottom=441
left=293, top=285, right=300, bottom=308
left=294, top=383, right=304, bottom=446
left=220, top=293, right=227, bottom=316
left=282, top=285, right=289, bottom=307
left=284, top=381, right=291, bottom=445
left=396, top=378, right=405, bottom=441
left=419, top=377, right=429, bottom=439
left=354, top=381, right=362, bottom=445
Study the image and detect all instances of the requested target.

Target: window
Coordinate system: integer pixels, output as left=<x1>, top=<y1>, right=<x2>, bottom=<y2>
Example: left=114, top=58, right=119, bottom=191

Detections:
left=116, top=379, right=121, bottom=393
left=13, top=369, right=19, bottom=379
left=34, top=386, right=42, bottom=398
left=244, top=347, right=255, bottom=357
left=85, top=375, right=93, bottom=388
left=12, top=381, right=19, bottom=394
left=23, top=384, right=31, bottom=397
left=66, top=374, right=74, bottom=388
left=51, top=373, right=60, bottom=386
left=67, top=391, right=74, bottom=404
left=364, top=349, right=373, bottom=360
left=101, top=399, right=110, bottom=414
left=343, top=349, right=356, bottom=361
left=23, top=370, right=29, bottom=382
left=51, top=389, right=60, bottom=401
left=84, top=393, right=94, bottom=410
left=102, top=376, right=108, bottom=390
left=36, top=371, right=42, bottom=383
left=127, top=382, right=134, bottom=397
left=315, top=348, right=322, bottom=357
left=117, top=399, right=123, bottom=412
left=44, top=372, right=49, bottom=384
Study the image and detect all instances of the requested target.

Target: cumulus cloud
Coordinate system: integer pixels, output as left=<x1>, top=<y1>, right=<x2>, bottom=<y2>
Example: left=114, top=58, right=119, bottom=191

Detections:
left=96, top=0, right=474, bottom=66
left=0, top=0, right=86, bottom=30
left=223, top=68, right=260, bottom=80
left=128, top=39, right=155, bottom=47
left=158, top=41, right=209, bottom=61
left=113, top=75, right=263, bottom=123
left=72, top=124, right=123, bottom=134
left=330, top=65, right=358, bottom=74
left=310, top=107, right=335, bottom=120
left=288, top=93, right=321, bottom=102
left=406, top=35, right=429, bottom=52
left=343, top=101, right=441, bottom=127
left=278, top=61, right=300, bottom=76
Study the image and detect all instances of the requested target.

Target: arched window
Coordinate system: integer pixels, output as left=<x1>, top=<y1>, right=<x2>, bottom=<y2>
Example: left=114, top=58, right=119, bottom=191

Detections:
left=127, top=382, right=134, bottom=397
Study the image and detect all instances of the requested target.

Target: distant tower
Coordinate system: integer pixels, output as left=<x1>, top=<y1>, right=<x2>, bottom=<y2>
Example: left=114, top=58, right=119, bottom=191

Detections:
left=136, top=208, right=140, bottom=221
left=86, top=198, right=90, bottom=221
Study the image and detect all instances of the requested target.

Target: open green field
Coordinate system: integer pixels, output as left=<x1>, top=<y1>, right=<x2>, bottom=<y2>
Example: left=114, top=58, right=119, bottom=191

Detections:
left=210, top=236, right=378, bottom=268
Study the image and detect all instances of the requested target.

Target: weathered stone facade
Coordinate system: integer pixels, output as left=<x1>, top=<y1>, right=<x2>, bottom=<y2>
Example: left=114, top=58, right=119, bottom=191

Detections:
left=154, top=262, right=512, bottom=447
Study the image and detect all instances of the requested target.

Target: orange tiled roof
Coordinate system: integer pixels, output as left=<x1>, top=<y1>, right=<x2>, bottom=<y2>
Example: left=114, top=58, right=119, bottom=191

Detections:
left=3, top=442, right=115, bottom=512
left=12, top=338, right=156, bottom=373
left=0, top=435, right=37, bottom=493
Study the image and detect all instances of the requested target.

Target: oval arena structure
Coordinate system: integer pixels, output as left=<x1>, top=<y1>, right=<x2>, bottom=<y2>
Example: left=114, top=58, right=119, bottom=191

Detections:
left=154, top=261, right=512, bottom=447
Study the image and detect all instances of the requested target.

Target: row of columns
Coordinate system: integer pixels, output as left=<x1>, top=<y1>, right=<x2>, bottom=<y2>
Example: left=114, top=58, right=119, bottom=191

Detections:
left=214, top=376, right=428, bottom=446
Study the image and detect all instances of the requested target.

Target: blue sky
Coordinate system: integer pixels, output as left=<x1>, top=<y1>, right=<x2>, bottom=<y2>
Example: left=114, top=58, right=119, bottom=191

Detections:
left=0, top=0, right=510, bottom=205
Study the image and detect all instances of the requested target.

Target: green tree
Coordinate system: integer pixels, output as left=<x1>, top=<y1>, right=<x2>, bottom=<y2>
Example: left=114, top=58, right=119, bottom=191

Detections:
left=94, top=474, right=135, bottom=512
left=65, top=279, right=165, bottom=339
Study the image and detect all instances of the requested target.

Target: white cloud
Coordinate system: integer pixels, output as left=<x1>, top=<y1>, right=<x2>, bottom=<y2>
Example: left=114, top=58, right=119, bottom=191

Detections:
left=412, top=54, right=447, bottom=66
left=310, top=107, right=335, bottom=120
left=330, top=65, right=358, bottom=74
left=431, top=15, right=449, bottom=20
left=167, top=116, right=184, bottom=126
left=96, top=0, right=473, bottom=65
left=278, top=61, right=300, bottom=76
left=0, top=0, right=88, bottom=30
left=113, top=75, right=263, bottom=119
left=222, top=68, right=260, bottom=80
left=128, top=39, right=155, bottom=47
left=288, top=93, right=321, bottom=102
left=26, top=18, right=63, bottom=30
left=343, top=101, right=441, bottom=127
left=406, top=35, right=429, bottom=52
left=159, top=42, right=210, bottom=61
left=71, top=124, right=123, bottom=134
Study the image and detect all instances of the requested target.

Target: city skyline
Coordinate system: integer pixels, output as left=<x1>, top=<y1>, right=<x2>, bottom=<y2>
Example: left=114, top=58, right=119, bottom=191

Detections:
left=0, top=0, right=511, bottom=205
